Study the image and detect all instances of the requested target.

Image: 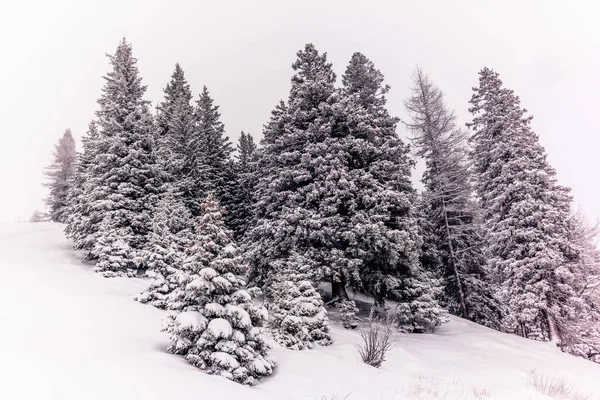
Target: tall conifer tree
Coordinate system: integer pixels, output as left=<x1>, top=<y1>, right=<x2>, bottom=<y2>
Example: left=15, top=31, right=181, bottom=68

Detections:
left=44, top=129, right=77, bottom=223
left=404, top=68, right=504, bottom=329
left=190, top=87, right=235, bottom=217
left=338, top=53, right=446, bottom=331
left=84, top=38, right=160, bottom=276
left=65, top=121, right=101, bottom=253
left=157, top=63, right=193, bottom=138
left=468, top=68, right=583, bottom=341
left=228, top=132, right=258, bottom=239
left=155, top=64, right=197, bottom=212
left=247, top=44, right=337, bottom=345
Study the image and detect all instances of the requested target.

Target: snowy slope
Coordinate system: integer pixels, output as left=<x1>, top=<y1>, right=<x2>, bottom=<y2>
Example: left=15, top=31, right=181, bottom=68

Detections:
left=0, top=222, right=598, bottom=400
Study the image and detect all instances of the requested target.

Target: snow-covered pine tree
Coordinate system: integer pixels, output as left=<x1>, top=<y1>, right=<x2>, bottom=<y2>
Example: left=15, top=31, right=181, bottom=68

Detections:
left=163, top=194, right=274, bottom=385
left=404, top=68, right=504, bottom=330
left=268, top=253, right=332, bottom=349
left=157, top=63, right=193, bottom=138
left=227, top=131, right=258, bottom=240
left=155, top=64, right=198, bottom=213
left=246, top=44, right=336, bottom=344
left=248, top=44, right=339, bottom=287
left=43, top=129, right=76, bottom=223
left=339, top=53, right=446, bottom=331
left=559, top=210, right=600, bottom=362
left=190, top=86, right=235, bottom=218
left=244, top=102, right=286, bottom=289
left=136, top=189, right=194, bottom=309
left=64, top=121, right=101, bottom=253
left=85, top=38, right=161, bottom=276
left=237, top=131, right=257, bottom=169
left=467, top=68, right=584, bottom=342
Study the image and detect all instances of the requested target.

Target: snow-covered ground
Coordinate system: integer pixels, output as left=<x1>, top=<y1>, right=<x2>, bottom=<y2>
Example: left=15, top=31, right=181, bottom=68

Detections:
left=0, top=222, right=599, bottom=400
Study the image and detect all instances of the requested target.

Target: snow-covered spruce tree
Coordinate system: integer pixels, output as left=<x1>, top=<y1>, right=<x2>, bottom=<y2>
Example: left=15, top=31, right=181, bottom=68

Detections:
left=559, top=210, right=600, bottom=362
left=157, top=63, right=193, bottom=138
left=246, top=45, right=336, bottom=344
left=404, top=68, right=504, bottom=330
left=86, top=38, right=160, bottom=276
left=339, top=53, right=446, bottom=331
left=467, top=68, right=584, bottom=342
left=249, top=44, right=353, bottom=292
left=155, top=64, right=198, bottom=213
left=268, top=253, right=332, bottom=349
left=64, top=121, right=101, bottom=253
left=163, top=194, right=274, bottom=385
left=243, top=100, right=287, bottom=262
left=237, top=131, right=257, bottom=169
left=135, top=189, right=194, bottom=309
left=190, top=86, right=235, bottom=218
left=43, top=128, right=76, bottom=223
left=227, top=131, right=258, bottom=240
left=167, top=192, right=248, bottom=311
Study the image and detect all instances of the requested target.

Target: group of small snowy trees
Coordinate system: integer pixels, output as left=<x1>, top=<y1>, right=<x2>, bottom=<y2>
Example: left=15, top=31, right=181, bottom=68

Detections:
left=43, top=36, right=600, bottom=383
left=247, top=48, right=447, bottom=346
left=53, top=39, right=274, bottom=385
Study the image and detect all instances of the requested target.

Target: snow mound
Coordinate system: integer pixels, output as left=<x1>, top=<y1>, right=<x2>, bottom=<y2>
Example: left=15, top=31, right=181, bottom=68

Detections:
left=176, top=311, right=207, bottom=331
left=207, top=318, right=233, bottom=339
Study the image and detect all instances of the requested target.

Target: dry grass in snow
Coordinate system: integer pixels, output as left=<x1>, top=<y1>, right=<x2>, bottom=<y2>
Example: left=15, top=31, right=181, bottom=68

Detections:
left=527, top=369, right=596, bottom=400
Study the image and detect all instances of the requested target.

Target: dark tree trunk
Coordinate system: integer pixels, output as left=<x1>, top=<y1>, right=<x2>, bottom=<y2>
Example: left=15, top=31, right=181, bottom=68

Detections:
left=330, top=275, right=349, bottom=304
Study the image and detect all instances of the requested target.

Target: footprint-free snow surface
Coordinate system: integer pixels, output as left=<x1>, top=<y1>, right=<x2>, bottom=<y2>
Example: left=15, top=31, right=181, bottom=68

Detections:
left=0, top=222, right=598, bottom=400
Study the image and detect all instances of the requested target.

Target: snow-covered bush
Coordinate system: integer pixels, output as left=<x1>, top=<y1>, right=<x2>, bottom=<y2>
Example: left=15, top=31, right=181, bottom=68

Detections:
left=136, top=191, right=194, bottom=308
left=391, top=277, right=449, bottom=333
left=92, top=223, right=141, bottom=277
left=268, top=256, right=332, bottom=350
left=163, top=195, right=274, bottom=385
left=339, top=300, right=359, bottom=329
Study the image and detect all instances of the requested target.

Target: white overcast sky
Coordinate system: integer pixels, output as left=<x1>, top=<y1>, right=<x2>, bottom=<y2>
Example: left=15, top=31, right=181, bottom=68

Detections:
left=1, top=0, right=599, bottom=222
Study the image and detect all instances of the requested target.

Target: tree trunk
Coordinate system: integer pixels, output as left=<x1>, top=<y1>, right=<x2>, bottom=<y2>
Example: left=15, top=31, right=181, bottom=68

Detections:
left=442, top=198, right=468, bottom=318
left=546, top=311, right=561, bottom=346
left=330, top=275, right=349, bottom=304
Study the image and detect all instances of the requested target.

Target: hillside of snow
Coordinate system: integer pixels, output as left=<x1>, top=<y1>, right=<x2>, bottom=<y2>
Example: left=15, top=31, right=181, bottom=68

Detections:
left=0, top=222, right=599, bottom=400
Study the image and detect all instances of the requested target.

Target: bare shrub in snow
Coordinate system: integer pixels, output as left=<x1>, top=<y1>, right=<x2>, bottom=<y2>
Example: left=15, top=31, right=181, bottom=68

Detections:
left=356, top=312, right=394, bottom=368
left=402, top=374, right=492, bottom=400
left=471, top=387, right=491, bottom=399
left=526, top=369, right=592, bottom=400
